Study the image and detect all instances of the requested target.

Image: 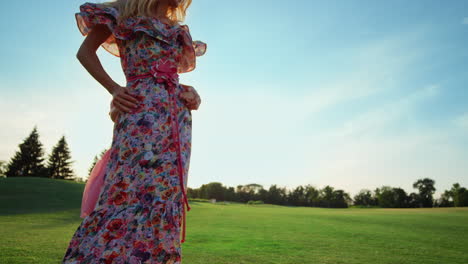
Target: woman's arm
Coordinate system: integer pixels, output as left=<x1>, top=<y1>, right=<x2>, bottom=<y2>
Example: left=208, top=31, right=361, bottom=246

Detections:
left=76, top=24, right=139, bottom=113
left=76, top=24, right=120, bottom=95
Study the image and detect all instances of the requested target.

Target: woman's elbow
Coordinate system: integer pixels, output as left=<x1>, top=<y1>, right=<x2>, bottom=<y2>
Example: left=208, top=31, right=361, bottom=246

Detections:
left=76, top=47, right=85, bottom=61
left=76, top=47, right=94, bottom=63
left=76, top=46, right=88, bottom=59
left=76, top=50, right=82, bottom=61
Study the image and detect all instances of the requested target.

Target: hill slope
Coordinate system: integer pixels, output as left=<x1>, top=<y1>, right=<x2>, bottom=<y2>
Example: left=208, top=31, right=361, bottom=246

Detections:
left=0, top=177, right=84, bottom=215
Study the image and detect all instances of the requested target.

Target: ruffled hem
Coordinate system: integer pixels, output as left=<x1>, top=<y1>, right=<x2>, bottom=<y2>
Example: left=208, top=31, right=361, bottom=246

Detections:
left=65, top=201, right=183, bottom=263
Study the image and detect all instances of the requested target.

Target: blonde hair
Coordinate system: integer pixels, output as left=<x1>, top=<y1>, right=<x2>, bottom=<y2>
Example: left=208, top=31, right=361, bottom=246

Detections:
left=101, top=0, right=192, bottom=24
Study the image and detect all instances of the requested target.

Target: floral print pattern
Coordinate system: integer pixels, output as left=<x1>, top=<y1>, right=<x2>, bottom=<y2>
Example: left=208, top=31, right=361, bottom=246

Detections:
left=63, top=2, right=206, bottom=263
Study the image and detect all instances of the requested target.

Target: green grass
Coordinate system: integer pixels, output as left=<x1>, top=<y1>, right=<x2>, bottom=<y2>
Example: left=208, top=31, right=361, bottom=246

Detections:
left=1, top=177, right=467, bottom=264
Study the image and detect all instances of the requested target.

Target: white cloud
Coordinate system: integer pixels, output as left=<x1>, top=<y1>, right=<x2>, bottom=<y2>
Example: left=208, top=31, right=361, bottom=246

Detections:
left=294, top=25, right=429, bottom=120
left=333, top=84, right=439, bottom=138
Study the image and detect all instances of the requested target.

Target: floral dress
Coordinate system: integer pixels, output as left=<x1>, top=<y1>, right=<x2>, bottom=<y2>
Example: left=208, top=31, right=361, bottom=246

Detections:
left=62, top=2, right=206, bottom=263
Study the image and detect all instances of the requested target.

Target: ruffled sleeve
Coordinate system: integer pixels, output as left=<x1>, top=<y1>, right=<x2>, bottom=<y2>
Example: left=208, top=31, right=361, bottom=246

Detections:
left=177, top=25, right=207, bottom=73
left=75, top=2, right=174, bottom=57
left=75, top=2, right=123, bottom=57
left=193, top=40, right=207, bottom=57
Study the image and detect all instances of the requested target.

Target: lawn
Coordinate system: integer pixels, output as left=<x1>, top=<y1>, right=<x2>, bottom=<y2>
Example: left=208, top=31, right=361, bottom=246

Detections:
left=1, top=177, right=467, bottom=264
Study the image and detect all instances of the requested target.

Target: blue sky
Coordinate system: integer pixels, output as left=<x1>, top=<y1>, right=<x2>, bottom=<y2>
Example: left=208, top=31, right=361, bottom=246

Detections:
left=1, top=0, right=467, bottom=198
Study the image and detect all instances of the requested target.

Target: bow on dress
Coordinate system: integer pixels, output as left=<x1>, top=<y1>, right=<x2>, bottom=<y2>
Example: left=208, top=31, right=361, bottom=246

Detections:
left=150, top=59, right=179, bottom=90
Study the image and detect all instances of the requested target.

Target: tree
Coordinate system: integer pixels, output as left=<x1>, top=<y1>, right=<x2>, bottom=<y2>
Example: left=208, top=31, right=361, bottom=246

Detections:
left=457, top=188, right=468, bottom=207
left=408, top=192, right=421, bottom=208
left=47, top=135, right=75, bottom=180
left=392, top=187, right=409, bottom=208
left=450, top=183, right=468, bottom=207
left=242, top=183, right=263, bottom=194
left=353, top=189, right=374, bottom=207
left=0, top=160, right=7, bottom=178
left=87, top=148, right=109, bottom=180
left=304, top=185, right=320, bottom=207
left=319, top=185, right=335, bottom=208
left=88, top=156, right=99, bottom=178
left=266, top=184, right=287, bottom=205
left=376, top=186, right=395, bottom=208
left=288, top=185, right=307, bottom=206
left=199, top=182, right=226, bottom=201
left=330, top=190, right=349, bottom=208
left=314, top=186, right=351, bottom=208
left=5, top=126, right=47, bottom=177
left=435, top=189, right=454, bottom=207
left=225, top=186, right=236, bottom=202
left=413, top=178, right=436, bottom=208
left=374, top=186, right=409, bottom=208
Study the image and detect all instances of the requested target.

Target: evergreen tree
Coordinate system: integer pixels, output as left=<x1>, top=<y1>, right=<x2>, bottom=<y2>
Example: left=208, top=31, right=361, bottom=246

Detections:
left=88, top=155, right=99, bottom=177
left=88, top=148, right=108, bottom=175
left=0, top=160, right=7, bottom=177
left=86, top=148, right=109, bottom=182
left=5, top=126, right=47, bottom=177
left=47, top=135, right=75, bottom=180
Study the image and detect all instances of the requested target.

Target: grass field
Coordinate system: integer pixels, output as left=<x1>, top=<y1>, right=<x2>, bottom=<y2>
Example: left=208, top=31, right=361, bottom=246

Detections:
left=1, top=177, right=467, bottom=264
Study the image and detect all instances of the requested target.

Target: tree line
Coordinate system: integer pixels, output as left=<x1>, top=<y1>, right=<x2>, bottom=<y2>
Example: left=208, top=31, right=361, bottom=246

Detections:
left=0, top=126, right=78, bottom=180
left=187, top=179, right=468, bottom=208
left=2, top=126, right=467, bottom=208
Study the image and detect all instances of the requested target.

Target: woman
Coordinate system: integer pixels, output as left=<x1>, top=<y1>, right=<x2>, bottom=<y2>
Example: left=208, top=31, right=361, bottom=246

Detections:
left=63, top=0, right=206, bottom=263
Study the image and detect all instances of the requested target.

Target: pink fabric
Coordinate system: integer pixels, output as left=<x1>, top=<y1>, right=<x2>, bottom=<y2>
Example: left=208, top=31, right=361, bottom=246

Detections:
left=80, top=148, right=112, bottom=218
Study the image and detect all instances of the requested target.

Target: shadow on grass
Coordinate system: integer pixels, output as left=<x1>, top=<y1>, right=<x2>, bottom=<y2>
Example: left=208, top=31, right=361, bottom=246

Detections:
left=0, top=177, right=83, bottom=216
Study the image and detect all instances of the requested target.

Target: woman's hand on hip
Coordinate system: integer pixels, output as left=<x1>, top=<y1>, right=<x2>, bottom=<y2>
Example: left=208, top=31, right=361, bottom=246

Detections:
left=111, top=85, right=140, bottom=113
left=109, top=101, right=121, bottom=123
left=179, top=84, right=201, bottom=110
